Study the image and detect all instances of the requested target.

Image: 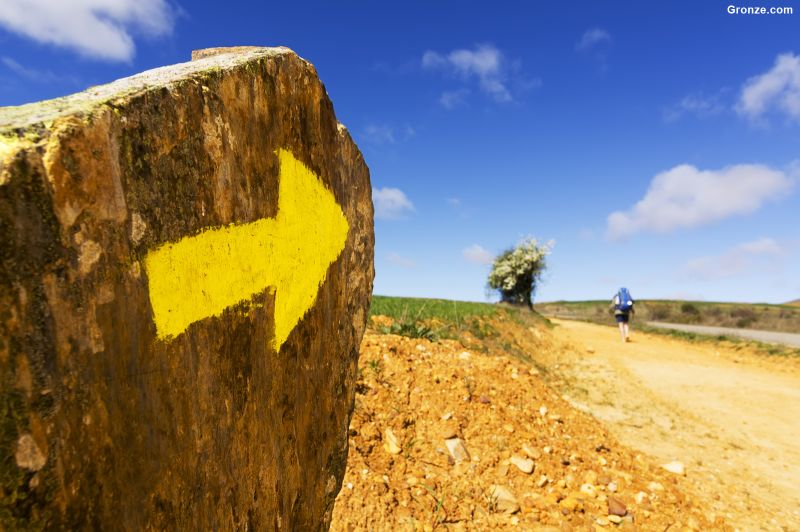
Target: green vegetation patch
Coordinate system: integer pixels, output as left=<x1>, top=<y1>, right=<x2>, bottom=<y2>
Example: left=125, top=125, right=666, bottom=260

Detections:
left=370, top=295, right=502, bottom=342
left=370, top=295, right=499, bottom=323
left=368, top=295, right=553, bottom=369
left=380, top=321, right=441, bottom=342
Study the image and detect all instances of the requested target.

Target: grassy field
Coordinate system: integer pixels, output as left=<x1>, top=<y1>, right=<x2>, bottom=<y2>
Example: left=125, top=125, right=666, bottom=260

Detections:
left=369, top=295, right=499, bottom=323
left=368, top=295, right=555, bottom=369
left=369, top=295, right=520, bottom=341
left=535, top=299, right=800, bottom=333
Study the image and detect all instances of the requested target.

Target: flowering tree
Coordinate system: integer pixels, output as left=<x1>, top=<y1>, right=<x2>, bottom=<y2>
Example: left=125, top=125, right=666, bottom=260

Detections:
left=488, top=238, right=552, bottom=309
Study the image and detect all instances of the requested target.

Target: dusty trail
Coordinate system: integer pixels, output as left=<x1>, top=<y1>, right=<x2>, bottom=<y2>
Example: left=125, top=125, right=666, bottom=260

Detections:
left=545, top=319, right=800, bottom=531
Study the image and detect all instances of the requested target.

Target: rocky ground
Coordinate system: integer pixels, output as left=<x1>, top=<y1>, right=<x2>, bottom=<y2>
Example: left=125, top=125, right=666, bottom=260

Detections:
left=331, top=313, right=725, bottom=530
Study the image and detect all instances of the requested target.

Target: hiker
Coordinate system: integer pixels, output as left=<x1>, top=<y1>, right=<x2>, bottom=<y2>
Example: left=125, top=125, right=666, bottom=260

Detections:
left=611, top=287, right=634, bottom=342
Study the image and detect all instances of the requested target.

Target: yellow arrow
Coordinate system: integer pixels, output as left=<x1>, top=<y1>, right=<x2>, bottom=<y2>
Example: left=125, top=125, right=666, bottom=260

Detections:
left=144, top=149, right=349, bottom=351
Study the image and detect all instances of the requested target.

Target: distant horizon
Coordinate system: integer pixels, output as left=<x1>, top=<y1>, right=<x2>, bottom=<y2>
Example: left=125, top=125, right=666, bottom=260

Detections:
left=372, top=292, right=800, bottom=307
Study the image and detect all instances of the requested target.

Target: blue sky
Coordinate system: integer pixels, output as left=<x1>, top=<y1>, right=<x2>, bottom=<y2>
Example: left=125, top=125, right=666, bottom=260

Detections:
left=2, top=1, right=799, bottom=303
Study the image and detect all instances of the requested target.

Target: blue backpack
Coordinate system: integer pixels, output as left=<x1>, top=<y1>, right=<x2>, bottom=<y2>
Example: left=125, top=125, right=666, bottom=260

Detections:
left=616, top=288, right=634, bottom=312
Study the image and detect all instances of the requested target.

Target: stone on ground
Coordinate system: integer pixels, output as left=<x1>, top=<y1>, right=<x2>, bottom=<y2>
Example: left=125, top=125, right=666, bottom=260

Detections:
left=490, top=485, right=520, bottom=514
left=608, top=495, right=628, bottom=516
left=510, top=455, right=535, bottom=474
left=444, top=437, right=470, bottom=463
left=661, top=460, right=686, bottom=475
left=383, top=429, right=402, bottom=455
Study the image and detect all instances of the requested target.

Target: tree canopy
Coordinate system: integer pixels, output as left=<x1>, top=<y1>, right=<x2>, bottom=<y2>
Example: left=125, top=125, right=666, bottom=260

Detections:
left=487, top=238, right=552, bottom=309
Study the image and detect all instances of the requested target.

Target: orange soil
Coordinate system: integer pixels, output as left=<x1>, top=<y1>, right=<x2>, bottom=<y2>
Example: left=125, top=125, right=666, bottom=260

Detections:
left=331, top=315, right=725, bottom=531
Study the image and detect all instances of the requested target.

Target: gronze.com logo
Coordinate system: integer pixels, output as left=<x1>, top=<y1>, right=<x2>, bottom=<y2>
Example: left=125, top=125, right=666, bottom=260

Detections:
left=727, top=4, right=794, bottom=15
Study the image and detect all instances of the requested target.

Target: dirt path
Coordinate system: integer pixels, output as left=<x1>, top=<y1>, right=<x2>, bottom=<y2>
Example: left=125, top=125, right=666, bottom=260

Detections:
left=646, top=321, right=800, bottom=347
left=545, top=319, right=800, bottom=532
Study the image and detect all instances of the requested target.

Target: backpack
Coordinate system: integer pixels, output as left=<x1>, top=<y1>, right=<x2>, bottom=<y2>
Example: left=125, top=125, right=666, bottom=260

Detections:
left=616, top=288, right=634, bottom=312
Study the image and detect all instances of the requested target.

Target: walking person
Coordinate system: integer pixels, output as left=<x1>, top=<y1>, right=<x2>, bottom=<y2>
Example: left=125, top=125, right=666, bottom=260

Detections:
left=611, top=287, right=634, bottom=342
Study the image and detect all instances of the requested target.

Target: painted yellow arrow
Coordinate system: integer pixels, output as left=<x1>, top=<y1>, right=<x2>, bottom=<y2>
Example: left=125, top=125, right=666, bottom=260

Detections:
left=144, top=149, right=349, bottom=351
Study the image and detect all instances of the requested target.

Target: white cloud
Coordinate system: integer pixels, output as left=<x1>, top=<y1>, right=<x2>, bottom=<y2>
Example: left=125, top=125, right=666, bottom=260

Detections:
left=607, top=163, right=793, bottom=240
left=387, top=252, right=416, bottom=269
left=361, top=123, right=414, bottom=145
left=439, top=89, right=470, bottom=109
left=684, top=238, right=786, bottom=281
left=362, top=124, right=396, bottom=144
left=736, top=237, right=785, bottom=255
left=463, top=244, right=494, bottom=265
left=422, top=44, right=513, bottom=103
left=1, top=56, right=78, bottom=84
left=446, top=197, right=462, bottom=206
left=737, top=52, right=800, bottom=123
left=575, top=28, right=611, bottom=52
left=663, top=91, right=727, bottom=122
left=0, top=0, right=175, bottom=62
left=373, top=187, right=414, bottom=220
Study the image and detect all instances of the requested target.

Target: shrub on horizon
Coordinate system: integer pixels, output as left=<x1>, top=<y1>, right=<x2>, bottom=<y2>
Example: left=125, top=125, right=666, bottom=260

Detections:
left=488, top=237, right=553, bottom=309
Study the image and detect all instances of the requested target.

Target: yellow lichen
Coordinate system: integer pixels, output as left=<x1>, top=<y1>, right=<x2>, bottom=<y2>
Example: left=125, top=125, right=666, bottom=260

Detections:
left=0, top=134, right=34, bottom=186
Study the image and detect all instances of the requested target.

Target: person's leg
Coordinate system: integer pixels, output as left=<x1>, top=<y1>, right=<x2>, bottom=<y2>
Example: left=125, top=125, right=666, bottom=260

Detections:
left=617, top=320, right=626, bottom=341
left=623, top=322, right=630, bottom=341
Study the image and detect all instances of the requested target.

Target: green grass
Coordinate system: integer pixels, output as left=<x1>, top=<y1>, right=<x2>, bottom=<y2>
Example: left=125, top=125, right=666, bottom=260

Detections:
left=369, top=295, right=503, bottom=342
left=368, top=295, right=554, bottom=351
left=370, top=295, right=499, bottom=323
left=380, top=320, right=441, bottom=341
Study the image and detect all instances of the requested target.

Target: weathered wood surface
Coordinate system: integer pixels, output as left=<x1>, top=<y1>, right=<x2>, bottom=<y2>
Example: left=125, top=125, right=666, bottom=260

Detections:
left=0, top=47, right=373, bottom=530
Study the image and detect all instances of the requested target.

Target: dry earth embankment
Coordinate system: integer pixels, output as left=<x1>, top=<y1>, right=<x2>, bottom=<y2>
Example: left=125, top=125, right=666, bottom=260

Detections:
left=332, top=312, right=724, bottom=530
